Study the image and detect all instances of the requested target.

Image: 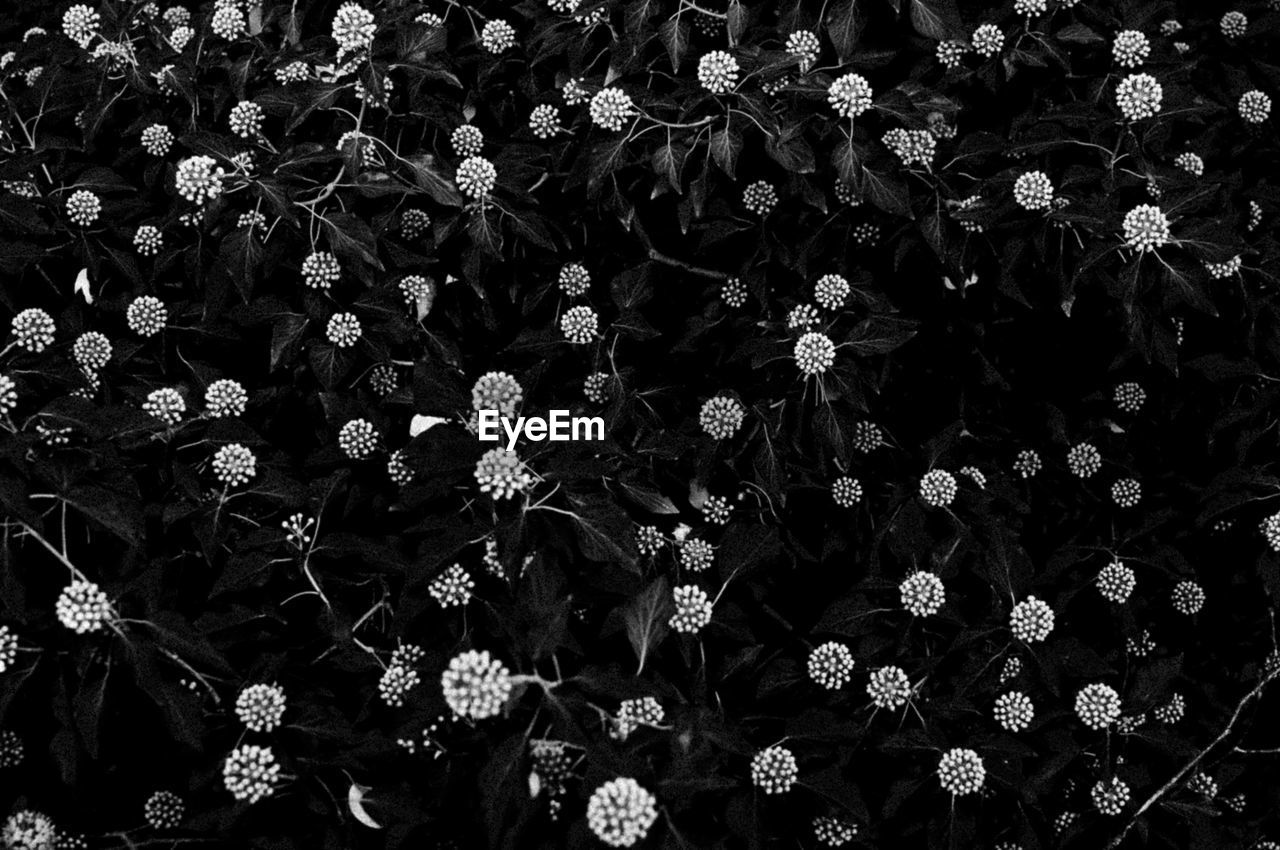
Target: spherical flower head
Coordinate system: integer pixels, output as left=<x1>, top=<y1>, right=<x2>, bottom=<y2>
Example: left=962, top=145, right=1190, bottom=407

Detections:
left=698, top=50, right=740, bottom=94
left=1261, top=512, right=1280, bottom=552
left=1092, top=777, right=1130, bottom=816
left=918, top=469, right=957, bottom=507
left=831, top=476, right=862, bottom=508
left=474, top=447, right=533, bottom=499
left=882, top=128, right=936, bottom=168
left=1014, top=0, right=1047, bottom=15
left=0, top=375, right=17, bottom=417
left=62, top=4, right=100, bottom=48
left=1013, top=171, right=1054, bottom=211
left=993, top=691, right=1034, bottom=731
left=441, top=649, right=513, bottom=719
left=56, top=580, right=112, bottom=633
left=1160, top=19, right=1181, bottom=35
left=66, top=189, right=101, bottom=227
left=72, top=331, right=112, bottom=373
left=134, top=225, right=164, bottom=256
left=813, top=274, right=850, bottom=310
left=399, top=208, right=432, bottom=241
left=127, top=296, right=168, bottom=337
left=583, top=371, right=612, bottom=403
left=786, top=30, right=820, bottom=71
left=701, top=494, right=732, bottom=526
left=211, top=4, right=246, bottom=39
left=174, top=156, right=225, bottom=205
left=332, top=3, right=375, bottom=56
left=699, top=395, right=745, bottom=439
left=788, top=303, right=820, bottom=330
left=795, top=332, right=836, bottom=376
left=827, top=73, right=873, bottom=118
left=398, top=274, right=436, bottom=312
left=1097, top=560, right=1135, bottom=603
left=529, top=104, right=560, bottom=139
left=480, top=19, right=516, bottom=53
left=929, top=46, right=974, bottom=80
left=1187, top=771, right=1218, bottom=800
left=1239, top=91, right=1271, bottom=124
left=378, top=664, right=420, bottom=706
left=205, top=378, right=247, bottom=417
left=590, top=88, right=636, bottom=132
left=2, top=811, right=56, bottom=850
left=1116, top=73, right=1163, bottom=121
left=140, top=124, right=173, bottom=157
left=228, top=100, right=264, bottom=139
left=557, top=262, right=591, bottom=297
left=808, top=641, right=855, bottom=690
left=900, top=571, right=944, bottom=617
left=212, top=443, right=257, bottom=487
left=678, top=538, right=715, bottom=572
left=143, top=388, right=185, bottom=425
left=1174, top=152, right=1204, bottom=176
left=1010, top=596, right=1054, bottom=643
left=429, top=563, right=474, bottom=607
left=144, top=790, right=186, bottom=830
left=560, top=305, right=598, bottom=344
left=1012, top=449, right=1042, bottom=479
left=669, top=584, right=712, bottom=633
left=634, top=525, right=664, bottom=557
left=751, top=745, right=798, bottom=794
left=971, top=23, right=1004, bottom=56
left=338, top=418, right=378, bottom=459
left=1111, top=477, right=1141, bottom=508
left=223, top=744, right=280, bottom=803
left=611, top=696, right=665, bottom=740
left=235, top=683, right=287, bottom=732
left=1067, top=442, right=1101, bottom=478
left=937, top=748, right=985, bottom=795
left=563, top=77, right=590, bottom=105
left=1112, top=30, right=1150, bottom=67
left=386, top=449, right=413, bottom=485
left=1075, top=683, right=1122, bottom=729
left=12, top=308, right=56, bottom=353
left=275, top=60, right=310, bottom=84
left=1122, top=204, right=1170, bottom=252
left=1113, top=381, right=1145, bottom=413
left=1171, top=580, right=1204, bottom=614
left=586, top=777, right=659, bottom=847
left=325, top=312, right=362, bottom=349
left=450, top=125, right=484, bottom=158
left=742, top=180, right=778, bottom=216
left=1220, top=11, right=1247, bottom=38
left=456, top=156, right=497, bottom=199
left=472, top=371, right=524, bottom=418
left=1154, top=693, right=1184, bottom=724
left=301, top=251, right=341, bottom=290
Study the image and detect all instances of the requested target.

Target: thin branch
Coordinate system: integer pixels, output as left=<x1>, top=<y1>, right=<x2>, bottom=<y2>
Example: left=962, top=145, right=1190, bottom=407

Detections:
left=1106, top=668, right=1278, bottom=849
left=629, top=212, right=727, bottom=280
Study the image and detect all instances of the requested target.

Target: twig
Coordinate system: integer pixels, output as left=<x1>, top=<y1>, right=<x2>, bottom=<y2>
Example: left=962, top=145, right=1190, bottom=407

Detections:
left=1105, top=668, right=1278, bottom=849
left=1233, top=746, right=1280, bottom=756
left=629, top=213, right=727, bottom=281
left=14, top=519, right=89, bottom=582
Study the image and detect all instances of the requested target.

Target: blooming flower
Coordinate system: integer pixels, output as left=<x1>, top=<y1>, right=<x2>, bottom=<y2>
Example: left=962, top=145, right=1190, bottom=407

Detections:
left=235, top=684, right=287, bottom=732
left=223, top=745, right=280, bottom=802
left=441, top=649, right=512, bottom=719
left=590, top=88, right=636, bottom=131
left=1075, top=683, right=1122, bottom=729
left=1116, top=74, right=1163, bottom=121
left=474, top=448, right=533, bottom=498
left=669, top=584, right=712, bottom=633
left=586, top=778, right=658, bottom=847
left=827, top=73, right=873, bottom=118
left=900, top=571, right=944, bottom=616
left=937, top=748, right=985, bottom=795
left=697, top=50, right=739, bottom=94
left=808, top=642, right=855, bottom=689
left=751, top=746, right=798, bottom=794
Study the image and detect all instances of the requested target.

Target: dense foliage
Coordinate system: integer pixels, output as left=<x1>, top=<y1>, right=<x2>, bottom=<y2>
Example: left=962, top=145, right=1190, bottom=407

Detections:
left=1, top=0, right=1280, bottom=848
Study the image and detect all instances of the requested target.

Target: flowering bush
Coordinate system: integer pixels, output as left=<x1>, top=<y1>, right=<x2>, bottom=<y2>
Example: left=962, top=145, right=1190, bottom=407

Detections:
left=1, top=0, right=1280, bottom=848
